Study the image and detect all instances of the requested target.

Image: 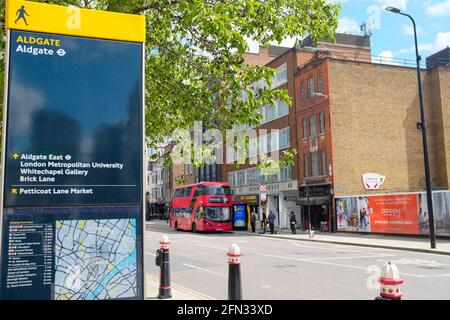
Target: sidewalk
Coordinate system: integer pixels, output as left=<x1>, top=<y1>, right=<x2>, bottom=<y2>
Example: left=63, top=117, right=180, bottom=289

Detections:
left=240, top=228, right=450, bottom=255
left=145, top=274, right=216, bottom=300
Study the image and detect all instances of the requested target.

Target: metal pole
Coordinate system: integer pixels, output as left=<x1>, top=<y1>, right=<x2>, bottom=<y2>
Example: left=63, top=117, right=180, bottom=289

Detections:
left=401, top=13, right=436, bottom=249
left=307, top=187, right=312, bottom=238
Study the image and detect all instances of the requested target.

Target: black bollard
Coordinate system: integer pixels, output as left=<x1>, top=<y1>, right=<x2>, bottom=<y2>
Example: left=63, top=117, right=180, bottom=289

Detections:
left=156, top=235, right=172, bottom=299
left=227, top=243, right=242, bottom=300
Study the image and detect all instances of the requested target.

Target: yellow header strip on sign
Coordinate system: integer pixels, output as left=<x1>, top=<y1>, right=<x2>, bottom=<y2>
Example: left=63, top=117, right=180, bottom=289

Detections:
left=6, top=0, right=146, bottom=43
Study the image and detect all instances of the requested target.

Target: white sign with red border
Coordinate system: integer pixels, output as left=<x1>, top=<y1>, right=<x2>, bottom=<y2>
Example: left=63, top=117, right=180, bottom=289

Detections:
left=362, top=173, right=386, bottom=190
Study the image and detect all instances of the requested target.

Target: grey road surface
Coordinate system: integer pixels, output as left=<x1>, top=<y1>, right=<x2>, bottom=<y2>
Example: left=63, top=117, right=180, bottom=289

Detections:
left=144, top=221, right=450, bottom=300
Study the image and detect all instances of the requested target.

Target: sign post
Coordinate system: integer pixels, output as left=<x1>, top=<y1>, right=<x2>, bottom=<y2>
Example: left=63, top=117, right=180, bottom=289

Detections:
left=0, top=0, right=146, bottom=300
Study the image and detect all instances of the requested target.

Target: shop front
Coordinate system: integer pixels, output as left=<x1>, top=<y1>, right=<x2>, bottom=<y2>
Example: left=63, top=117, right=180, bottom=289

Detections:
left=232, top=180, right=299, bottom=229
left=298, top=184, right=334, bottom=232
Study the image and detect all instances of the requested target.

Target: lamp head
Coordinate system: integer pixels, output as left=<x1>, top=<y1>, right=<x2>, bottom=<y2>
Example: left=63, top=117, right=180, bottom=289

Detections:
left=385, top=6, right=401, bottom=13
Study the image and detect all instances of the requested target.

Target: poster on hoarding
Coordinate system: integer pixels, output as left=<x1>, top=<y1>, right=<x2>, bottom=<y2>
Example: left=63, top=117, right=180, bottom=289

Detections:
left=369, top=194, right=419, bottom=235
left=336, top=197, right=371, bottom=232
left=336, top=192, right=450, bottom=236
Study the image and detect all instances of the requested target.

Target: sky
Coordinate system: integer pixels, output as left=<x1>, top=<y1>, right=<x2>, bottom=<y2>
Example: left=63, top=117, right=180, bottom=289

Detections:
left=248, top=0, right=450, bottom=64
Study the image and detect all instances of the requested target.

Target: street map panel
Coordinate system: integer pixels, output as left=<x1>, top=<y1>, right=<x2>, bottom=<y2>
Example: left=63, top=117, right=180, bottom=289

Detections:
left=54, top=218, right=137, bottom=300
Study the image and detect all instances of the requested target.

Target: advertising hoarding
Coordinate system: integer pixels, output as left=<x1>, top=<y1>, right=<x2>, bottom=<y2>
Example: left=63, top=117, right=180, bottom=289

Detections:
left=233, top=204, right=247, bottom=229
left=336, top=192, right=450, bottom=236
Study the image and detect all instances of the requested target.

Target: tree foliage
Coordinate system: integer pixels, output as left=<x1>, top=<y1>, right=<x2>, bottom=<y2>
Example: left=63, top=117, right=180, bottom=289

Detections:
left=0, top=0, right=340, bottom=160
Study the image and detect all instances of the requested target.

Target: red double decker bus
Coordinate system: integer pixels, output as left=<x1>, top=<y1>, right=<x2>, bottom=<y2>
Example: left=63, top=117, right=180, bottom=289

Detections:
left=170, top=182, right=233, bottom=232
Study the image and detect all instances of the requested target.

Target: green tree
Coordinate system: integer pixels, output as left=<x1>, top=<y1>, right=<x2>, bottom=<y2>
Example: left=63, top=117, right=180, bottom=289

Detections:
left=0, top=0, right=340, bottom=162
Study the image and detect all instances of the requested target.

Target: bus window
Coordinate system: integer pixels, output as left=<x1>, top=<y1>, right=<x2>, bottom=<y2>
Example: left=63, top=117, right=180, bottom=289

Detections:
left=173, top=189, right=183, bottom=198
left=205, top=185, right=231, bottom=196
left=204, top=207, right=231, bottom=221
left=186, top=187, right=193, bottom=197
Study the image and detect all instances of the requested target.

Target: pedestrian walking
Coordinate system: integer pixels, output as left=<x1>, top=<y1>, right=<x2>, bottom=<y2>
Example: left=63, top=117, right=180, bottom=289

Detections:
left=261, top=212, right=267, bottom=234
left=289, top=211, right=297, bottom=234
left=268, top=210, right=276, bottom=234
left=250, top=211, right=257, bottom=233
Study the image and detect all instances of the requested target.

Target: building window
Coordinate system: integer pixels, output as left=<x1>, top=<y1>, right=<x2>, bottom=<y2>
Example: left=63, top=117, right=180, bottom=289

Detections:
left=321, top=149, right=327, bottom=176
left=304, top=154, right=309, bottom=178
left=277, top=100, right=289, bottom=118
left=228, top=172, right=236, bottom=186
left=272, top=63, right=288, bottom=88
left=301, top=82, right=306, bottom=102
left=211, top=164, right=217, bottom=181
left=280, top=166, right=292, bottom=181
left=319, top=112, right=325, bottom=135
left=279, top=127, right=290, bottom=149
left=310, top=115, right=317, bottom=137
left=317, top=75, right=323, bottom=94
left=307, top=78, right=315, bottom=99
left=246, top=168, right=258, bottom=185
left=302, top=118, right=308, bottom=139
left=259, top=134, right=268, bottom=155
left=311, top=151, right=319, bottom=177
left=205, top=164, right=211, bottom=182
left=237, top=171, right=245, bottom=186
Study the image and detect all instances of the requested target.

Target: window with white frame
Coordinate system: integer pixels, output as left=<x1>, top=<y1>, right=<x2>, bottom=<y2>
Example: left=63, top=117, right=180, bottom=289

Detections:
left=311, top=151, right=319, bottom=177
left=303, top=118, right=308, bottom=139
left=259, top=134, right=268, bottom=155
left=272, top=63, right=288, bottom=89
left=249, top=137, right=258, bottom=158
left=318, top=75, right=323, bottom=94
left=301, top=82, right=306, bottom=102
left=310, top=116, right=317, bottom=137
left=264, top=105, right=276, bottom=123
left=319, top=112, right=325, bottom=135
left=277, top=100, right=289, bottom=118
left=228, top=172, right=236, bottom=186
left=246, top=168, right=258, bottom=185
left=237, top=171, right=245, bottom=186
left=279, top=127, right=290, bottom=149
left=304, top=154, right=309, bottom=178
left=321, top=149, right=327, bottom=176
left=280, top=166, right=292, bottom=181
left=307, top=78, right=315, bottom=99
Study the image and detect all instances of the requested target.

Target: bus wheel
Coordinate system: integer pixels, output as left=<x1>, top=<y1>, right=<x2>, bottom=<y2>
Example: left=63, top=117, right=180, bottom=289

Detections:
left=192, top=223, right=197, bottom=233
left=175, top=221, right=179, bottom=230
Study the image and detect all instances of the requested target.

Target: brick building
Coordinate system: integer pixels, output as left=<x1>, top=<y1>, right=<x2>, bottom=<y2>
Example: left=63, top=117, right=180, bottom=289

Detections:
left=222, top=34, right=372, bottom=230
left=297, top=52, right=450, bottom=236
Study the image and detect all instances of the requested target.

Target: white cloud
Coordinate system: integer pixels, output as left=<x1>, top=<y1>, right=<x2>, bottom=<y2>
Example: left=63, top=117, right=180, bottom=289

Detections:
left=419, top=31, right=450, bottom=53
left=426, top=0, right=450, bottom=17
left=376, top=0, right=408, bottom=10
left=337, top=17, right=360, bottom=34
left=373, top=50, right=399, bottom=65
left=403, top=25, right=424, bottom=36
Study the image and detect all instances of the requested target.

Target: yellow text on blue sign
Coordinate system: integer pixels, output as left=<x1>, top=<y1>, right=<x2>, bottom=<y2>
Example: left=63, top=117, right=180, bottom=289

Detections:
left=6, top=0, right=146, bottom=43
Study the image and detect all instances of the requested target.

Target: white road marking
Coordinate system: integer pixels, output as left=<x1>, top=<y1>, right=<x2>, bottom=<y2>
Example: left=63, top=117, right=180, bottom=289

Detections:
left=376, top=258, right=450, bottom=267
left=182, top=263, right=227, bottom=278
left=196, top=244, right=228, bottom=251
left=145, top=252, right=156, bottom=256
left=306, top=254, right=396, bottom=261
left=288, top=240, right=362, bottom=253
left=254, top=253, right=437, bottom=278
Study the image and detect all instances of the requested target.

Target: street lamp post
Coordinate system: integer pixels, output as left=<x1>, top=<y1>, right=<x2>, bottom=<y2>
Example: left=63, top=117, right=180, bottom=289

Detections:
left=306, top=186, right=312, bottom=238
left=386, top=7, right=437, bottom=249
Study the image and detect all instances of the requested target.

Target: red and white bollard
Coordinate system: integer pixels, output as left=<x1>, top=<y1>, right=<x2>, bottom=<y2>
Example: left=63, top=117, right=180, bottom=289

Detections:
left=376, top=262, right=404, bottom=300
left=155, top=235, right=172, bottom=299
left=227, top=243, right=242, bottom=300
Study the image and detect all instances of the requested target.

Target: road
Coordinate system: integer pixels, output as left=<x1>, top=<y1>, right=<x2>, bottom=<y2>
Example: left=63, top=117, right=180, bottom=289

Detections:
left=144, top=221, right=450, bottom=300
